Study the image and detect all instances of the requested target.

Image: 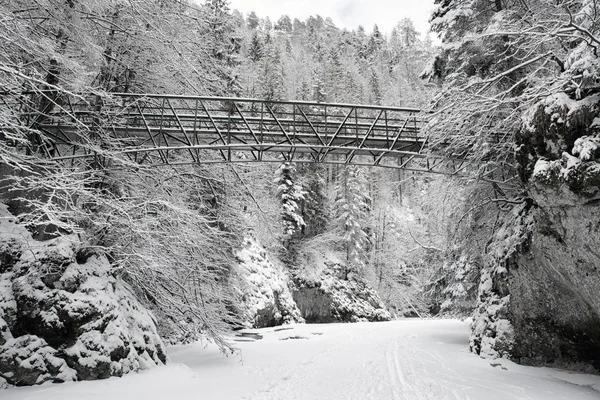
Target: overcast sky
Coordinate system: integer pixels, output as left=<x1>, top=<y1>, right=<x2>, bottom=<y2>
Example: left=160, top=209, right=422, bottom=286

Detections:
left=228, top=0, right=437, bottom=38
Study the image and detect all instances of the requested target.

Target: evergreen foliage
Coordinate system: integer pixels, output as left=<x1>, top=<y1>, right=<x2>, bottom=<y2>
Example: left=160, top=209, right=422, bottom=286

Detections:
left=334, top=167, right=371, bottom=279
left=298, top=164, right=329, bottom=238
left=274, top=162, right=306, bottom=245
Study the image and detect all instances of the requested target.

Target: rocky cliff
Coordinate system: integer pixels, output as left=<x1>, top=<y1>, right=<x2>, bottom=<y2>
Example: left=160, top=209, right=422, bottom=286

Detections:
left=471, top=92, right=600, bottom=371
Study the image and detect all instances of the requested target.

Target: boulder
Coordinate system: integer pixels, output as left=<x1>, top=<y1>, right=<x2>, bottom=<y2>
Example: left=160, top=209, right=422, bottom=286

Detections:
left=293, top=258, right=391, bottom=323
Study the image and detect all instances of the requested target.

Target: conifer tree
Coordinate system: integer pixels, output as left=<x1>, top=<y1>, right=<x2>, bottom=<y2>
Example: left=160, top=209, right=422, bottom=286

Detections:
left=298, top=164, right=329, bottom=237
left=334, top=166, right=371, bottom=279
left=275, top=15, right=293, bottom=33
left=312, top=70, right=327, bottom=102
left=296, top=82, right=311, bottom=100
left=397, top=18, right=418, bottom=47
left=248, top=32, right=263, bottom=62
left=247, top=11, right=260, bottom=29
left=274, top=162, right=306, bottom=247
left=369, top=68, right=382, bottom=104
left=259, top=46, right=285, bottom=101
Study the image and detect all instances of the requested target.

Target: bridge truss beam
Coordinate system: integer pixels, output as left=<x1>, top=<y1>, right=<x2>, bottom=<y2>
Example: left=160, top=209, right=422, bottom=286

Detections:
left=5, top=92, right=509, bottom=181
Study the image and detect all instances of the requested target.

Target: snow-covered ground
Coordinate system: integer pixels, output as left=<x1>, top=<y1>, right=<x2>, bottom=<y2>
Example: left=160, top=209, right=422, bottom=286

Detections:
left=4, top=320, right=600, bottom=399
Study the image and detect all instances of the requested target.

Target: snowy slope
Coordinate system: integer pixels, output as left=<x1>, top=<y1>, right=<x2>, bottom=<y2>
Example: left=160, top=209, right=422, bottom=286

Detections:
left=4, top=319, right=600, bottom=399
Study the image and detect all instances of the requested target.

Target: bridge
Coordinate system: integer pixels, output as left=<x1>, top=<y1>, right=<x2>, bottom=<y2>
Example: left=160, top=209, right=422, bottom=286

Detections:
left=7, top=92, right=505, bottom=180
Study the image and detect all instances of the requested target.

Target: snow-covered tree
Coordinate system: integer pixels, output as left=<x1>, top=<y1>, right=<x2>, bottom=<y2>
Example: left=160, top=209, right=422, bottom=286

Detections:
left=312, top=69, right=327, bottom=102
left=275, top=15, right=293, bottom=33
left=274, top=162, right=306, bottom=246
left=259, top=45, right=286, bottom=101
left=298, top=164, right=329, bottom=238
left=248, top=32, right=264, bottom=62
left=334, top=166, right=371, bottom=279
left=247, top=11, right=260, bottom=29
left=397, top=18, right=419, bottom=47
left=369, top=68, right=382, bottom=104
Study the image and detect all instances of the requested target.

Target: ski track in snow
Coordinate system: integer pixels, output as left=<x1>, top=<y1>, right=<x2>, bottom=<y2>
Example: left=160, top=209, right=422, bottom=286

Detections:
left=4, top=320, right=600, bottom=400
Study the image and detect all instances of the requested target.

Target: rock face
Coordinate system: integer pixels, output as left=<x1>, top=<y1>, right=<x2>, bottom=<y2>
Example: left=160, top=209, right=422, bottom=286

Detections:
left=510, top=163, right=600, bottom=370
left=0, top=204, right=166, bottom=386
left=471, top=92, right=600, bottom=371
left=235, top=237, right=304, bottom=328
left=292, top=257, right=391, bottom=323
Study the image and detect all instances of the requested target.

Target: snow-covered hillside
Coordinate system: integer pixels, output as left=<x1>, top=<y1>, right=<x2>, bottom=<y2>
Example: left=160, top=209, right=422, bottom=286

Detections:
left=4, top=319, right=599, bottom=399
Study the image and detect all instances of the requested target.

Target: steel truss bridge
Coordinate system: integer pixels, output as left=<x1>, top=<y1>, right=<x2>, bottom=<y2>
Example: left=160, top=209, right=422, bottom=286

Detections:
left=8, top=92, right=504, bottom=179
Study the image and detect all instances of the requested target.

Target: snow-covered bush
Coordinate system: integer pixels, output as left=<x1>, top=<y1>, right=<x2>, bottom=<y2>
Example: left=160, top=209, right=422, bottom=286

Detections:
left=430, top=253, right=481, bottom=316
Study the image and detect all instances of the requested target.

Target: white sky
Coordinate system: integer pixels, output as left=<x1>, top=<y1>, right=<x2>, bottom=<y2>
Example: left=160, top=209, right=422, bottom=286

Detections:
left=227, top=0, right=437, bottom=37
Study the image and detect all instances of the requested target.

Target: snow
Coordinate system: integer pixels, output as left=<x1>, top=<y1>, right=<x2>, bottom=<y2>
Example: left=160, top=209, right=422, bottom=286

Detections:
left=4, top=319, right=600, bottom=399
left=533, top=159, right=551, bottom=177
left=430, top=5, right=473, bottom=30
left=573, top=136, right=600, bottom=161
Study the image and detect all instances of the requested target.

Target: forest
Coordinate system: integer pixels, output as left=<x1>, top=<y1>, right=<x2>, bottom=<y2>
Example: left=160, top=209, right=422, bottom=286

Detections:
left=0, top=0, right=599, bottom=396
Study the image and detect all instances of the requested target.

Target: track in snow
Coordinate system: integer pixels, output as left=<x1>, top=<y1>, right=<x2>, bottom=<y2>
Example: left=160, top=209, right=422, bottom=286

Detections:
left=4, top=320, right=600, bottom=400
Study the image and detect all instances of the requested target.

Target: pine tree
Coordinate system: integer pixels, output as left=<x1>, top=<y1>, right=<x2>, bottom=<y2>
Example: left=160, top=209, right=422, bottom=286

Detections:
left=292, top=18, right=305, bottom=33
left=275, top=15, right=293, bottom=33
left=298, top=164, right=329, bottom=237
left=274, top=162, right=306, bottom=246
left=259, top=46, right=285, bottom=101
left=325, top=48, right=345, bottom=101
left=262, top=17, right=273, bottom=32
left=247, top=11, right=259, bottom=29
left=371, top=24, right=383, bottom=48
left=248, top=32, right=263, bottom=62
left=369, top=68, right=382, bottom=104
left=334, top=166, right=370, bottom=279
left=203, top=0, right=239, bottom=93
left=312, top=69, right=327, bottom=102
left=397, top=18, right=418, bottom=47
left=367, top=24, right=384, bottom=57
left=296, top=81, right=311, bottom=100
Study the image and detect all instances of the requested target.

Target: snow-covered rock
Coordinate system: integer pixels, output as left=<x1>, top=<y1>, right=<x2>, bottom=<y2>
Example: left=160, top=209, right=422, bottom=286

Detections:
left=572, top=135, right=600, bottom=161
left=508, top=170, right=600, bottom=371
left=292, top=254, right=391, bottom=323
left=235, top=237, right=303, bottom=328
left=470, top=203, right=532, bottom=360
left=0, top=204, right=166, bottom=386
